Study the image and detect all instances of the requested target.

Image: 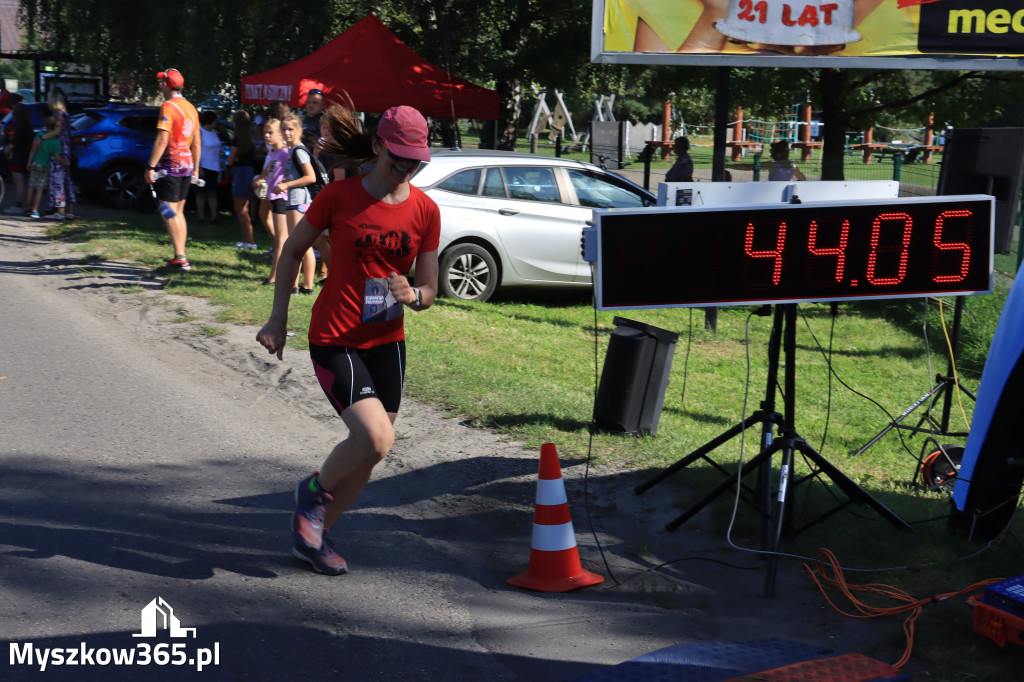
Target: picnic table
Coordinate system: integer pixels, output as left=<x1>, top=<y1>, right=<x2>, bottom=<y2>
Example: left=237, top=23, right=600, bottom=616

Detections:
left=851, top=143, right=942, bottom=164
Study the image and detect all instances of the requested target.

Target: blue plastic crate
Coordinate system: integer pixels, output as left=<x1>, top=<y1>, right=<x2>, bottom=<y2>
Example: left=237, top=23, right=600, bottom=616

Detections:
left=982, top=574, right=1024, bottom=619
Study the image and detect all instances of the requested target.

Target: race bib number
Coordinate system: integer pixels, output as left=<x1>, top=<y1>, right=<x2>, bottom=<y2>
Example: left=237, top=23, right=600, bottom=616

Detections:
left=362, top=277, right=404, bottom=323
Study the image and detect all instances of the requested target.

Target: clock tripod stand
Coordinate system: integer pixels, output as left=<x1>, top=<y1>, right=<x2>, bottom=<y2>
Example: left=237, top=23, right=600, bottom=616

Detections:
left=851, top=296, right=975, bottom=457
left=636, top=304, right=912, bottom=596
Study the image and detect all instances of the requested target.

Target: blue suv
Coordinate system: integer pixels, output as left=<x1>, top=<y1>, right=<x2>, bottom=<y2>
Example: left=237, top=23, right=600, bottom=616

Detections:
left=70, top=105, right=163, bottom=209
left=70, top=104, right=231, bottom=209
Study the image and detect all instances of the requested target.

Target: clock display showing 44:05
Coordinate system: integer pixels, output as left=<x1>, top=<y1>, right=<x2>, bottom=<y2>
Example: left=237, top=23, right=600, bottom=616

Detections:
left=592, top=195, right=994, bottom=310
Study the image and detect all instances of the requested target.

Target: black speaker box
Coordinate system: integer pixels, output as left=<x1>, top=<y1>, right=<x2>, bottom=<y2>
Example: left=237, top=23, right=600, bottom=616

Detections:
left=938, top=127, right=1024, bottom=254
left=594, top=318, right=678, bottom=435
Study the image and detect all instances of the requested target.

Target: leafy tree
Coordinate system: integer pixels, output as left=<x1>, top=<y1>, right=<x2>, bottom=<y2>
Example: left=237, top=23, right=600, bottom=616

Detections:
left=813, top=68, right=1024, bottom=179
left=17, top=0, right=1024, bottom=167
left=719, top=65, right=1024, bottom=180
left=18, top=0, right=360, bottom=102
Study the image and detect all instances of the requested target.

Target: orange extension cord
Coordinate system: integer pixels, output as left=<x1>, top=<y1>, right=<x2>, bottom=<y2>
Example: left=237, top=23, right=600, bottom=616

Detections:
left=803, top=548, right=1003, bottom=669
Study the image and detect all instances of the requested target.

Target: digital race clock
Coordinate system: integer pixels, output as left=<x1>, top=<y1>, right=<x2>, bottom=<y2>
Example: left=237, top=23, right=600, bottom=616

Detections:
left=587, top=195, right=994, bottom=310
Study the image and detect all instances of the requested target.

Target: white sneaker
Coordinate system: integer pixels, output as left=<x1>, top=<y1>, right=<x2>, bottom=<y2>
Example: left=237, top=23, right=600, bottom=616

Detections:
left=44, top=212, right=65, bottom=220
left=242, top=242, right=258, bottom=250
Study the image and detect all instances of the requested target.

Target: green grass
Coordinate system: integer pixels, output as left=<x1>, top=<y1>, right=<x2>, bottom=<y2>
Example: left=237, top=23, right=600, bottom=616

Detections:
left=48, top=205, right=1022, bottom=681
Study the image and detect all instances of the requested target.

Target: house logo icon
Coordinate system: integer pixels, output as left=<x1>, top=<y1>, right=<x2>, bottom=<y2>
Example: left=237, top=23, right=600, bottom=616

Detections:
left=133, top=597, right=197, bottom=638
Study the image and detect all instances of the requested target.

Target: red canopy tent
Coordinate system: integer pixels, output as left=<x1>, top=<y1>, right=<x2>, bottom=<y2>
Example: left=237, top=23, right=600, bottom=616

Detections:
left=240, top=14, right=498, bottom=120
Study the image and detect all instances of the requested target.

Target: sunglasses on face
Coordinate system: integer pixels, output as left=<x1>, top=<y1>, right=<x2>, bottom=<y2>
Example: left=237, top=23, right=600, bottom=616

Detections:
left=381, top=140, right=420, bottom=166
left=159, top=68, right=180, bottom=80
left=308, top=89, right=322, bottom=96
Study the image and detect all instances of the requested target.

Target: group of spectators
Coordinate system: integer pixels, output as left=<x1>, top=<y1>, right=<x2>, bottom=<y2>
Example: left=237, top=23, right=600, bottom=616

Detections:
left=2, top=89, right=76, bottom=220
left=147, top=73, right=356, bottom=292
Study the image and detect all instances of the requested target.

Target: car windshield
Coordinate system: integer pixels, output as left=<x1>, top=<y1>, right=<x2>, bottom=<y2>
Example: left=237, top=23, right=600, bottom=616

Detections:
left=566, top=169, right=651, bottom=208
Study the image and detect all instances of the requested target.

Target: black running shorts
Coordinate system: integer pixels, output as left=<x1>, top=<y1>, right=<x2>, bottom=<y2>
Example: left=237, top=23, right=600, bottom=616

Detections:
left=155, top=175, right=192, bottom=203
left=309, top=341, right=406, bottom=415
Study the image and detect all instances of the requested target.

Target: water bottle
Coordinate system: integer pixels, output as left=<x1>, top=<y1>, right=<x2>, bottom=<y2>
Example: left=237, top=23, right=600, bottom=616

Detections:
left=150, top=170, right=177, bottom=220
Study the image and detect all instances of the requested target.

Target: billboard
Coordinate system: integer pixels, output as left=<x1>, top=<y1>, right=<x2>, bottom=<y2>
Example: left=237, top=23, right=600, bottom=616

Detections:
left=592, top=0, right=1024, bottom=70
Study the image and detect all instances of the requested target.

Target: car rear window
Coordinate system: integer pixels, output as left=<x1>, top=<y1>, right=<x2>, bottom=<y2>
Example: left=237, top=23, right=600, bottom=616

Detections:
left=503, top=167, right=560, bottom=203
left=482, top=168, right=505, bottom=198
left=437, top=168, right=480, bottom=195
left=71, top=112, right=102, bottom=131
left=118, top=116, right=158, bottom=134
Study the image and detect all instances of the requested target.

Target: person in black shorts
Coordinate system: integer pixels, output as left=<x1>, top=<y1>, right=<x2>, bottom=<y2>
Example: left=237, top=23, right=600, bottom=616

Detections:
left=144, top=69, right=201, bottom=272
left=256, top=102, right=440, bottom=576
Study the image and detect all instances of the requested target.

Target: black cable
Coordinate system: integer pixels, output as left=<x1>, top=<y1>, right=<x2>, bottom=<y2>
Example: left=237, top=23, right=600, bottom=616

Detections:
left=801, top=307, right=920, bottom=462
left=582, top=272, right=620, bottom=585
left=680, top=308, right=692, bottom=406
left=599, top=556, right=762, bottom=591
left=796, top=305, right=1003, bottom=523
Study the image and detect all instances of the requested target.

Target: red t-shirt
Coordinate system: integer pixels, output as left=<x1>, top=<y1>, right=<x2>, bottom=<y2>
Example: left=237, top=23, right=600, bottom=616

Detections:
left=305, top=176, right=441, bottom=348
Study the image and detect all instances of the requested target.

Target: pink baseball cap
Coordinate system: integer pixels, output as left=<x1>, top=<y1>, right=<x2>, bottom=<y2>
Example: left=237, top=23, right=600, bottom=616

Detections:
left=157, top=69, right=184, bottom=89
left=377, top=105, right=430, bottom=162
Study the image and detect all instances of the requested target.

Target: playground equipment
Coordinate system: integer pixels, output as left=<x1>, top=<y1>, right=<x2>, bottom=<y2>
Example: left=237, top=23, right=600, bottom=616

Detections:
left=527, top=88, right=588, bottom=151
left=726, top=107, right=944, bottom=165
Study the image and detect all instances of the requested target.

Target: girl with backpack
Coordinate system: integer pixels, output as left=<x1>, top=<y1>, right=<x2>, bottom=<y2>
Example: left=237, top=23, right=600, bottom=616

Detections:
left=277, top=112, right=318, bottom=294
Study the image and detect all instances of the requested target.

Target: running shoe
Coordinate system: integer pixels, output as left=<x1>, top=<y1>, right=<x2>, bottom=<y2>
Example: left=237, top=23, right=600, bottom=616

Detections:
left=43, top=212, right=65, bottom=220
left=293, top=473, right=332, bottom=549
left=27, top=211, right=40, bottom=218
left=166, top=257, right=191, bottom=271
left=292, top=536, right=348, bottom=575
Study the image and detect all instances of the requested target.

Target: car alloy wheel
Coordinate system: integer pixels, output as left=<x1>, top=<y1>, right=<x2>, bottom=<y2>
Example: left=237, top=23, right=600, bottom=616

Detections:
left=101, top=164, right=144, bottom=209
left=439, top=243, right=498, bottom=302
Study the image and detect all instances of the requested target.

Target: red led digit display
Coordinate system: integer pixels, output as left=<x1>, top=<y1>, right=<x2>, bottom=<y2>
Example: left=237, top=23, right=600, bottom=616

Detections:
left=806, top=218, right=849, bottom=285
left=744, top=220, right=787, bottom=287
left=593, top=195, right=993, bottom=310
left=932, top=209, right=973, bottom=283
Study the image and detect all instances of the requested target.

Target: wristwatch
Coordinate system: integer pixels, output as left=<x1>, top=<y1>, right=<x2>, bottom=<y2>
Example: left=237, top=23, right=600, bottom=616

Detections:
left=412, top=287, right=423, bottom=308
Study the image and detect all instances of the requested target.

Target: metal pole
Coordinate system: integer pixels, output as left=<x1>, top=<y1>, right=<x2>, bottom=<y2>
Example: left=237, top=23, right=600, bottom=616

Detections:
left=706, top=66, right=731, bottom=331
left=712, top=67, right=729, bottom=183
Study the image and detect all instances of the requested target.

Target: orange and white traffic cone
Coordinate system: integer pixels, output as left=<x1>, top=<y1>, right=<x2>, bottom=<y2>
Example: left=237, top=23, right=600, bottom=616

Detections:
left=507, top=443, right=604, bottom=592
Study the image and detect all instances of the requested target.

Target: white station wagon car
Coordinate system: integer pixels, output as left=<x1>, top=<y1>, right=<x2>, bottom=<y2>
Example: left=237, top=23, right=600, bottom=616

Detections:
left=411, top=149, right=656, bottom=302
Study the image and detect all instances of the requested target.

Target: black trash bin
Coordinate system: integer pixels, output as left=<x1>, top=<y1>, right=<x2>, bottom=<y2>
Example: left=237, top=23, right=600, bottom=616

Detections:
left=593, top=317, right=679, bottom=435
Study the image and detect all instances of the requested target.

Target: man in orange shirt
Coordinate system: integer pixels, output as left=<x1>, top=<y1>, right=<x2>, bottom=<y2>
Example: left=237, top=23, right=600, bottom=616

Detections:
left=145, top=68, right=201, bottom=271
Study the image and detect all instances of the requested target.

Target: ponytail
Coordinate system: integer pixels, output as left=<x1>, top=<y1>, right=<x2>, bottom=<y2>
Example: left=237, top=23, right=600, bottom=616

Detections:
left=321, top=92, right=376, bottom=162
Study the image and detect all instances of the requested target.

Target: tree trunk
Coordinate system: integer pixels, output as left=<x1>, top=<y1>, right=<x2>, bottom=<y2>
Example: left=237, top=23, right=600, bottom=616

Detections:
left=817, top=69, right=852, bottom=181
left=497, top=78, right=522, bottom=151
